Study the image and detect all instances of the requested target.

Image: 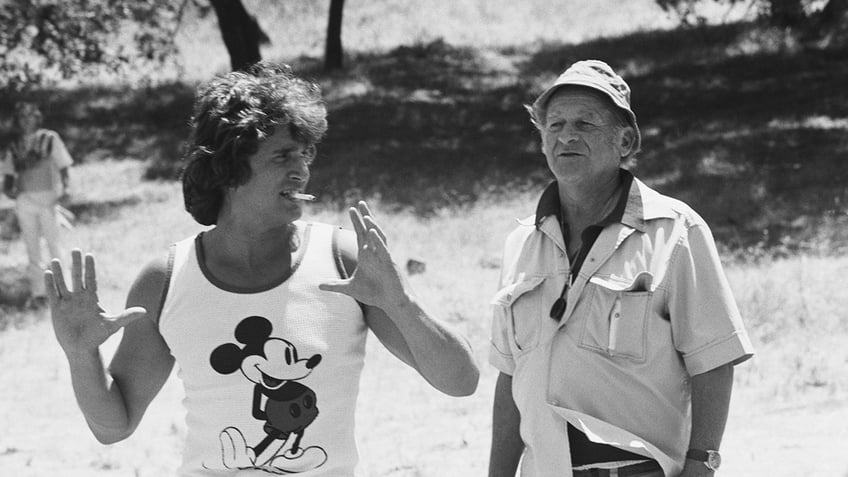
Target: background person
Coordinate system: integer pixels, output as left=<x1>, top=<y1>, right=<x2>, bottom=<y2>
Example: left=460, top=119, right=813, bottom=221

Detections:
left=45, top=62, right=479, bottom=476
left=1, top=101, right=73, bottom=307
left=488, top=60, right=754, bottom=477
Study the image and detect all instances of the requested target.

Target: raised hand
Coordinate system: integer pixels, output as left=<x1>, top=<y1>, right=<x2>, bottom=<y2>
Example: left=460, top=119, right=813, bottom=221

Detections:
left=319, top=201, right=407, bottom=310
left=45, top=249, right=147, bottom=358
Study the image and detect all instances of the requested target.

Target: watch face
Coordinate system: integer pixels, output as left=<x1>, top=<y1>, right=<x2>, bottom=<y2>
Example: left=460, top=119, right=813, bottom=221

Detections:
left=706, top=451, right=722, bottom=470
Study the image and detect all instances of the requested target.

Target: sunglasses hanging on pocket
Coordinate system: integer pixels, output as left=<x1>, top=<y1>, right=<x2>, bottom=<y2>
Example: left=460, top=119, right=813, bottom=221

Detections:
left=549, top=272, right=571, bottom=321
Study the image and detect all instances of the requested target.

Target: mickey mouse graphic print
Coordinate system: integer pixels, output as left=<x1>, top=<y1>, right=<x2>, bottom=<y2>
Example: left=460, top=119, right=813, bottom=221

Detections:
left=210, top=316, right=326, bottom=473
left=159, top=222, right=368, bottom=476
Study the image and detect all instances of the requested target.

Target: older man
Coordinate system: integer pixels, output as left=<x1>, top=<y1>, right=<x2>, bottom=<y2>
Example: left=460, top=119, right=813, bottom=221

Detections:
left=488, top=60, right=754, bottom=477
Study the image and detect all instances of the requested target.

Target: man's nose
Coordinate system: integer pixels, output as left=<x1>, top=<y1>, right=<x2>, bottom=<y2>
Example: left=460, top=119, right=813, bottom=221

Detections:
left=288, top=160, right=310, bottom=183
left=556, top=129, right=579, bottom=145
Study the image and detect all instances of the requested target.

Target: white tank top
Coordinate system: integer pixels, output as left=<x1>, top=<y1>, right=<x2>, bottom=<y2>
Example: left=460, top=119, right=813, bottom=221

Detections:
left=159, top=221, right=367, bottom=476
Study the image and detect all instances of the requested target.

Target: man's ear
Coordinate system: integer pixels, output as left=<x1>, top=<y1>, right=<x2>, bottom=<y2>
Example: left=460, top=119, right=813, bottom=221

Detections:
left=619, top=126, right=636, bottom=157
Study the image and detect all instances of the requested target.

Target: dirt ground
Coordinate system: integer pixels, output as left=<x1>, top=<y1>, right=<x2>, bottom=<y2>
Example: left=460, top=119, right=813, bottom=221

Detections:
left=1, top=315, right=846, bottom=476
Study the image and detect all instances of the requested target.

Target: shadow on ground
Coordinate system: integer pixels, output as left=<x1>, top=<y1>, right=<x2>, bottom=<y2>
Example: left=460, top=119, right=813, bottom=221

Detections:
left=0, top=82, right=194, bottom=169
left=0, top=264, right=30, bottom=312
left=3, top=22, right=847, bottom=255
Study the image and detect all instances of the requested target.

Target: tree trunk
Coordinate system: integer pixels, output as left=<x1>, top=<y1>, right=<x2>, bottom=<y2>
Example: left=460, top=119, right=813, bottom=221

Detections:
left=209, top=0, right=269, bottom=72
left=768, top=0, right=807, bottom=28
left=324, top=0, right=345, bottom=71
left=820, top=0, right=848, bottom=29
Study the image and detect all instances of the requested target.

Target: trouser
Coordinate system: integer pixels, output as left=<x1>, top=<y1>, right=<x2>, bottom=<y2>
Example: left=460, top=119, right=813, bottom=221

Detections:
left=15, top=191, right=62, bottom=297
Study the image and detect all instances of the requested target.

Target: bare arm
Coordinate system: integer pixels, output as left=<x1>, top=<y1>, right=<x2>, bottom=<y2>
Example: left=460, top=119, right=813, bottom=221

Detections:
left=47, top=250, right=174, bottom=444
left=362, top=293, right=478, bottom=397
left=320, top=201, right=479, bottom=397
left=679, top=363, right=734, bottom=477
left=489, top=372, right=524, bottom=477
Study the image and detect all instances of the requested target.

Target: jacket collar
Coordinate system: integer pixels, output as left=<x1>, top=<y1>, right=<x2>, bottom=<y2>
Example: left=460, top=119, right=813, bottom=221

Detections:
left=532, top=169, right=676, bottom=233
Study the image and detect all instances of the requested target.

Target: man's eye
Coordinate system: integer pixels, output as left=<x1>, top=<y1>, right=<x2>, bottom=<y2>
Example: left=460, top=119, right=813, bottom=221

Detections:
left=274, top=149, right=315, bottom=166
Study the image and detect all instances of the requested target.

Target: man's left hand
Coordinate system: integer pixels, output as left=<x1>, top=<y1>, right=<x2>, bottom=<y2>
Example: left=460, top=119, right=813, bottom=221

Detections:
left=319, top=201, right=407, bottom=311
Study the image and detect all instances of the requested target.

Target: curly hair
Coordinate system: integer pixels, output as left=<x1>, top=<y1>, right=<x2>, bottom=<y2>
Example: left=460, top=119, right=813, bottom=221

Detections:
left=181, top=62, right=328, bottom=225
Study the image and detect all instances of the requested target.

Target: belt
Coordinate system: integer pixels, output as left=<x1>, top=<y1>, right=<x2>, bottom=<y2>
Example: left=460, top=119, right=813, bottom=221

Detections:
left=572, top=460, right=662, bottom=477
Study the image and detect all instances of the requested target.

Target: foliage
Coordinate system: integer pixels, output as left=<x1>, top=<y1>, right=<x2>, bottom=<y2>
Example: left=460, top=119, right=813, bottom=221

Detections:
left=0, top=0, right=192, bottom=91
left=655, top=0, right=834, bottom=27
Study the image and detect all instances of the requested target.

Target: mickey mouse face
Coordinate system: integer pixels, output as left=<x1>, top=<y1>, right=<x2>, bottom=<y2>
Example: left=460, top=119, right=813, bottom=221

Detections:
left=242, top=338, right=321, bottom=390
left=210, top=316, right=322, bottom=391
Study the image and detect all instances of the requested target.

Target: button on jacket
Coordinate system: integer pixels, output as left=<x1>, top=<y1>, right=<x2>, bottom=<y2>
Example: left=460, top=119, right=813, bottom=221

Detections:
left=489, top=171, right=754, bottom=477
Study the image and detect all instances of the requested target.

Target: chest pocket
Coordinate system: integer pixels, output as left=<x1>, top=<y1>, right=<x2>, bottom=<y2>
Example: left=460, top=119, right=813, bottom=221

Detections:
left=578, top=272, right=654, bottom=362
left=493, top=276, right=545, bottom=354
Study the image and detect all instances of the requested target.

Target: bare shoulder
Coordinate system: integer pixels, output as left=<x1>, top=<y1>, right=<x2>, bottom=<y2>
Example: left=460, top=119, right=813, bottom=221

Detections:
left=126, top=252, right=173, bottom=325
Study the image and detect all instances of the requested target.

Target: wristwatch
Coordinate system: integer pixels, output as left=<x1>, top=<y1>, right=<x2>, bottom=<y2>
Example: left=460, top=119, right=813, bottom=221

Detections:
left=686, top=449, right=721, bottom=471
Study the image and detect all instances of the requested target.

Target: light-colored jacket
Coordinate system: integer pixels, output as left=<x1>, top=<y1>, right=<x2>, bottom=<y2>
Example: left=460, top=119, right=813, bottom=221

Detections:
left=490, top=173, right=754, bottom=476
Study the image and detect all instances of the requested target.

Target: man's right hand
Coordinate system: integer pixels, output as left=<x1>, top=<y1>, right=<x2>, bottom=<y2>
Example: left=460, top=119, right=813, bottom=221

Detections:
left=45, top=249, right=147, bottom=358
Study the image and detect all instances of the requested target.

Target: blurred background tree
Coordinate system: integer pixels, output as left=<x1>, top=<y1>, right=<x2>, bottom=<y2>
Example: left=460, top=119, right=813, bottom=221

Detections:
left=208, top=0, right=270, bottom=72
left=0, top=0, right=187, bottom=91
left=325, top=0, right=346, bottom=71
left=657, top=0, right=848, bottom=35
left=0, top=0, right=349, bottom=91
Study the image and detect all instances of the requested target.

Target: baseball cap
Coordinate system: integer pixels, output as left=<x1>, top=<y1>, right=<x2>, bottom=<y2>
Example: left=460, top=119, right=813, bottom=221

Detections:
left=532, top=59, right=641, bottom=154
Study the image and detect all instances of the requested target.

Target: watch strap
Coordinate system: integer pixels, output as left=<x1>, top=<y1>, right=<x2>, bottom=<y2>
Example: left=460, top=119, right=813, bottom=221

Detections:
left=686, top=449, right=709, bottom=461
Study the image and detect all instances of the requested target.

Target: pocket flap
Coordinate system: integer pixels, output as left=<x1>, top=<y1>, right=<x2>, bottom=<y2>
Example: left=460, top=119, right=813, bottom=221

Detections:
left=589, top=271, right=654, bottom=292
left=491, top=275, right=545, bottom=306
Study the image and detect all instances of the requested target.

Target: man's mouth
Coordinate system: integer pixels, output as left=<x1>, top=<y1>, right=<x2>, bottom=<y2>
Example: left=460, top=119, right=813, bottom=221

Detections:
left=280, top=191, right=316, bottom=201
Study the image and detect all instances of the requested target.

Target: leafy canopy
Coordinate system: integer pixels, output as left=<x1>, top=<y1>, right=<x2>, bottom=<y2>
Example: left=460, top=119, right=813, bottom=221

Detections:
left=0, top=0, right=192, bottom=92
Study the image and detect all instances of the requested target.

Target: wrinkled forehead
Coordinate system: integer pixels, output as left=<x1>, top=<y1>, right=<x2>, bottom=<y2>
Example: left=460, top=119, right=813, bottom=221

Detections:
left=544, top=87, right=618, bottom=122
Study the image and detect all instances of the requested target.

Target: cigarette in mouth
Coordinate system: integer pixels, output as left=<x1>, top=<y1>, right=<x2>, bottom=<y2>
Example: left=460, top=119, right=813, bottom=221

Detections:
left=289, top=193, right=316, bottom=201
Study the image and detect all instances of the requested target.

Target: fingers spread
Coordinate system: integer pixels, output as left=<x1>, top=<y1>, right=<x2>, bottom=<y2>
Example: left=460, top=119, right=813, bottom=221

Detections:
left=367, top=229, right=390, bottom=260
left=357, top=200, right=374, bottom=219
left=318, top=280, right=350, bottom=294
left=50, top=258, right=69, bottom=297
left=43, top=270, right=59, bottom=303
left=362, top=215, right=387, bottom=244
left=348, top=207, right=366, bottom=245
left=104, top=307, right=147, bottom=329
left=71, top=249, right=83, bottom=292
left=84, top=254, right=97, bottom=292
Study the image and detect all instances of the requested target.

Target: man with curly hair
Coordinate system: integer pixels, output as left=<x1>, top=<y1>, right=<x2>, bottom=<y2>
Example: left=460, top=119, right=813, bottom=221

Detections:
left=45, top=62, right=479, bottom=476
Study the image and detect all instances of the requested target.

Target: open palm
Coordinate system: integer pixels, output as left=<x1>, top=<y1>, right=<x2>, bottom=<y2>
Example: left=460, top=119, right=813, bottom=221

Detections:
left=45, top=250, right=146, bottom=357
left=319, top=201, right=406, bottom=310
